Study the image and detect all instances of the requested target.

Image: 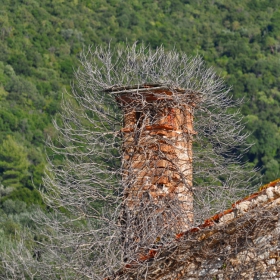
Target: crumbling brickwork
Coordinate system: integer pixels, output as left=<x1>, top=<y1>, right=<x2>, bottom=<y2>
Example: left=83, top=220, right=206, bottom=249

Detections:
left=119, top=86, right=196, bottom=226
left=105, top=85, right=200, bottom=257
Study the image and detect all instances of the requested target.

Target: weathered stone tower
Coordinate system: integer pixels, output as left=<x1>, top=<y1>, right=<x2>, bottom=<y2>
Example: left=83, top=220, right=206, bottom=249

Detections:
left=106, top=84, right=198, bottom=255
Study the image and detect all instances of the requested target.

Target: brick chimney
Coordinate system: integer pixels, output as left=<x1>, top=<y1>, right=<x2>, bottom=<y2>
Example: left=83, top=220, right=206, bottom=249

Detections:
left=106, top=84, right=198, bottom=254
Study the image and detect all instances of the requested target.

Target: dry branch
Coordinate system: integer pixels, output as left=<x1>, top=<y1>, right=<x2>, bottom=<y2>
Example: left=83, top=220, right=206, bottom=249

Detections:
left=1, top=43, right=258, bottom=280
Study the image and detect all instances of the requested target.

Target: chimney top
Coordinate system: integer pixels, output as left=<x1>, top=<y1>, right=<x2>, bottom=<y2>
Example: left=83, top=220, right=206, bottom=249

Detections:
left=104, top=83, right=201, bottom=104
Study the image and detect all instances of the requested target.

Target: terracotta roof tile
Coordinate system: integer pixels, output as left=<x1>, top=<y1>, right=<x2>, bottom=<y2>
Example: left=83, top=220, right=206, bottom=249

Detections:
left=178, top=178, right=280, bottom=238
left=107, top=178, right=280, bottom=279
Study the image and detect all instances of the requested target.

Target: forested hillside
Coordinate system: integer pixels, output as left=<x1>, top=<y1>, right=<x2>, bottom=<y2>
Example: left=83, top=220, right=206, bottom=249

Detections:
left=0, top=0, right=280, bottom=242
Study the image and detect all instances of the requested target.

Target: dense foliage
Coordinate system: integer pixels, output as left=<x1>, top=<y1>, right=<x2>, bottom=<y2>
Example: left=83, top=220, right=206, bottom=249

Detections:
left=0, top=0, right=280, bottom=250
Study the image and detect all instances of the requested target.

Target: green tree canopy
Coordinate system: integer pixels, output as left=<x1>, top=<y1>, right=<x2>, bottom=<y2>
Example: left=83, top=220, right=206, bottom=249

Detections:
left=0, top=135, right=30, bottom=189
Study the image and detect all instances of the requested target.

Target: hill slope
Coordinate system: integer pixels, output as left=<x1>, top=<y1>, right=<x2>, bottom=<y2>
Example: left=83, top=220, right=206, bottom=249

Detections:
left=0, top=0, right=279, bottom=239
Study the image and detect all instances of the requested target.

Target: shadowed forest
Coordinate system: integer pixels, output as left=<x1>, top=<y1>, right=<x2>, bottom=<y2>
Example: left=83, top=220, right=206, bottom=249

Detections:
left=0, top=0, right=280, bottom=257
